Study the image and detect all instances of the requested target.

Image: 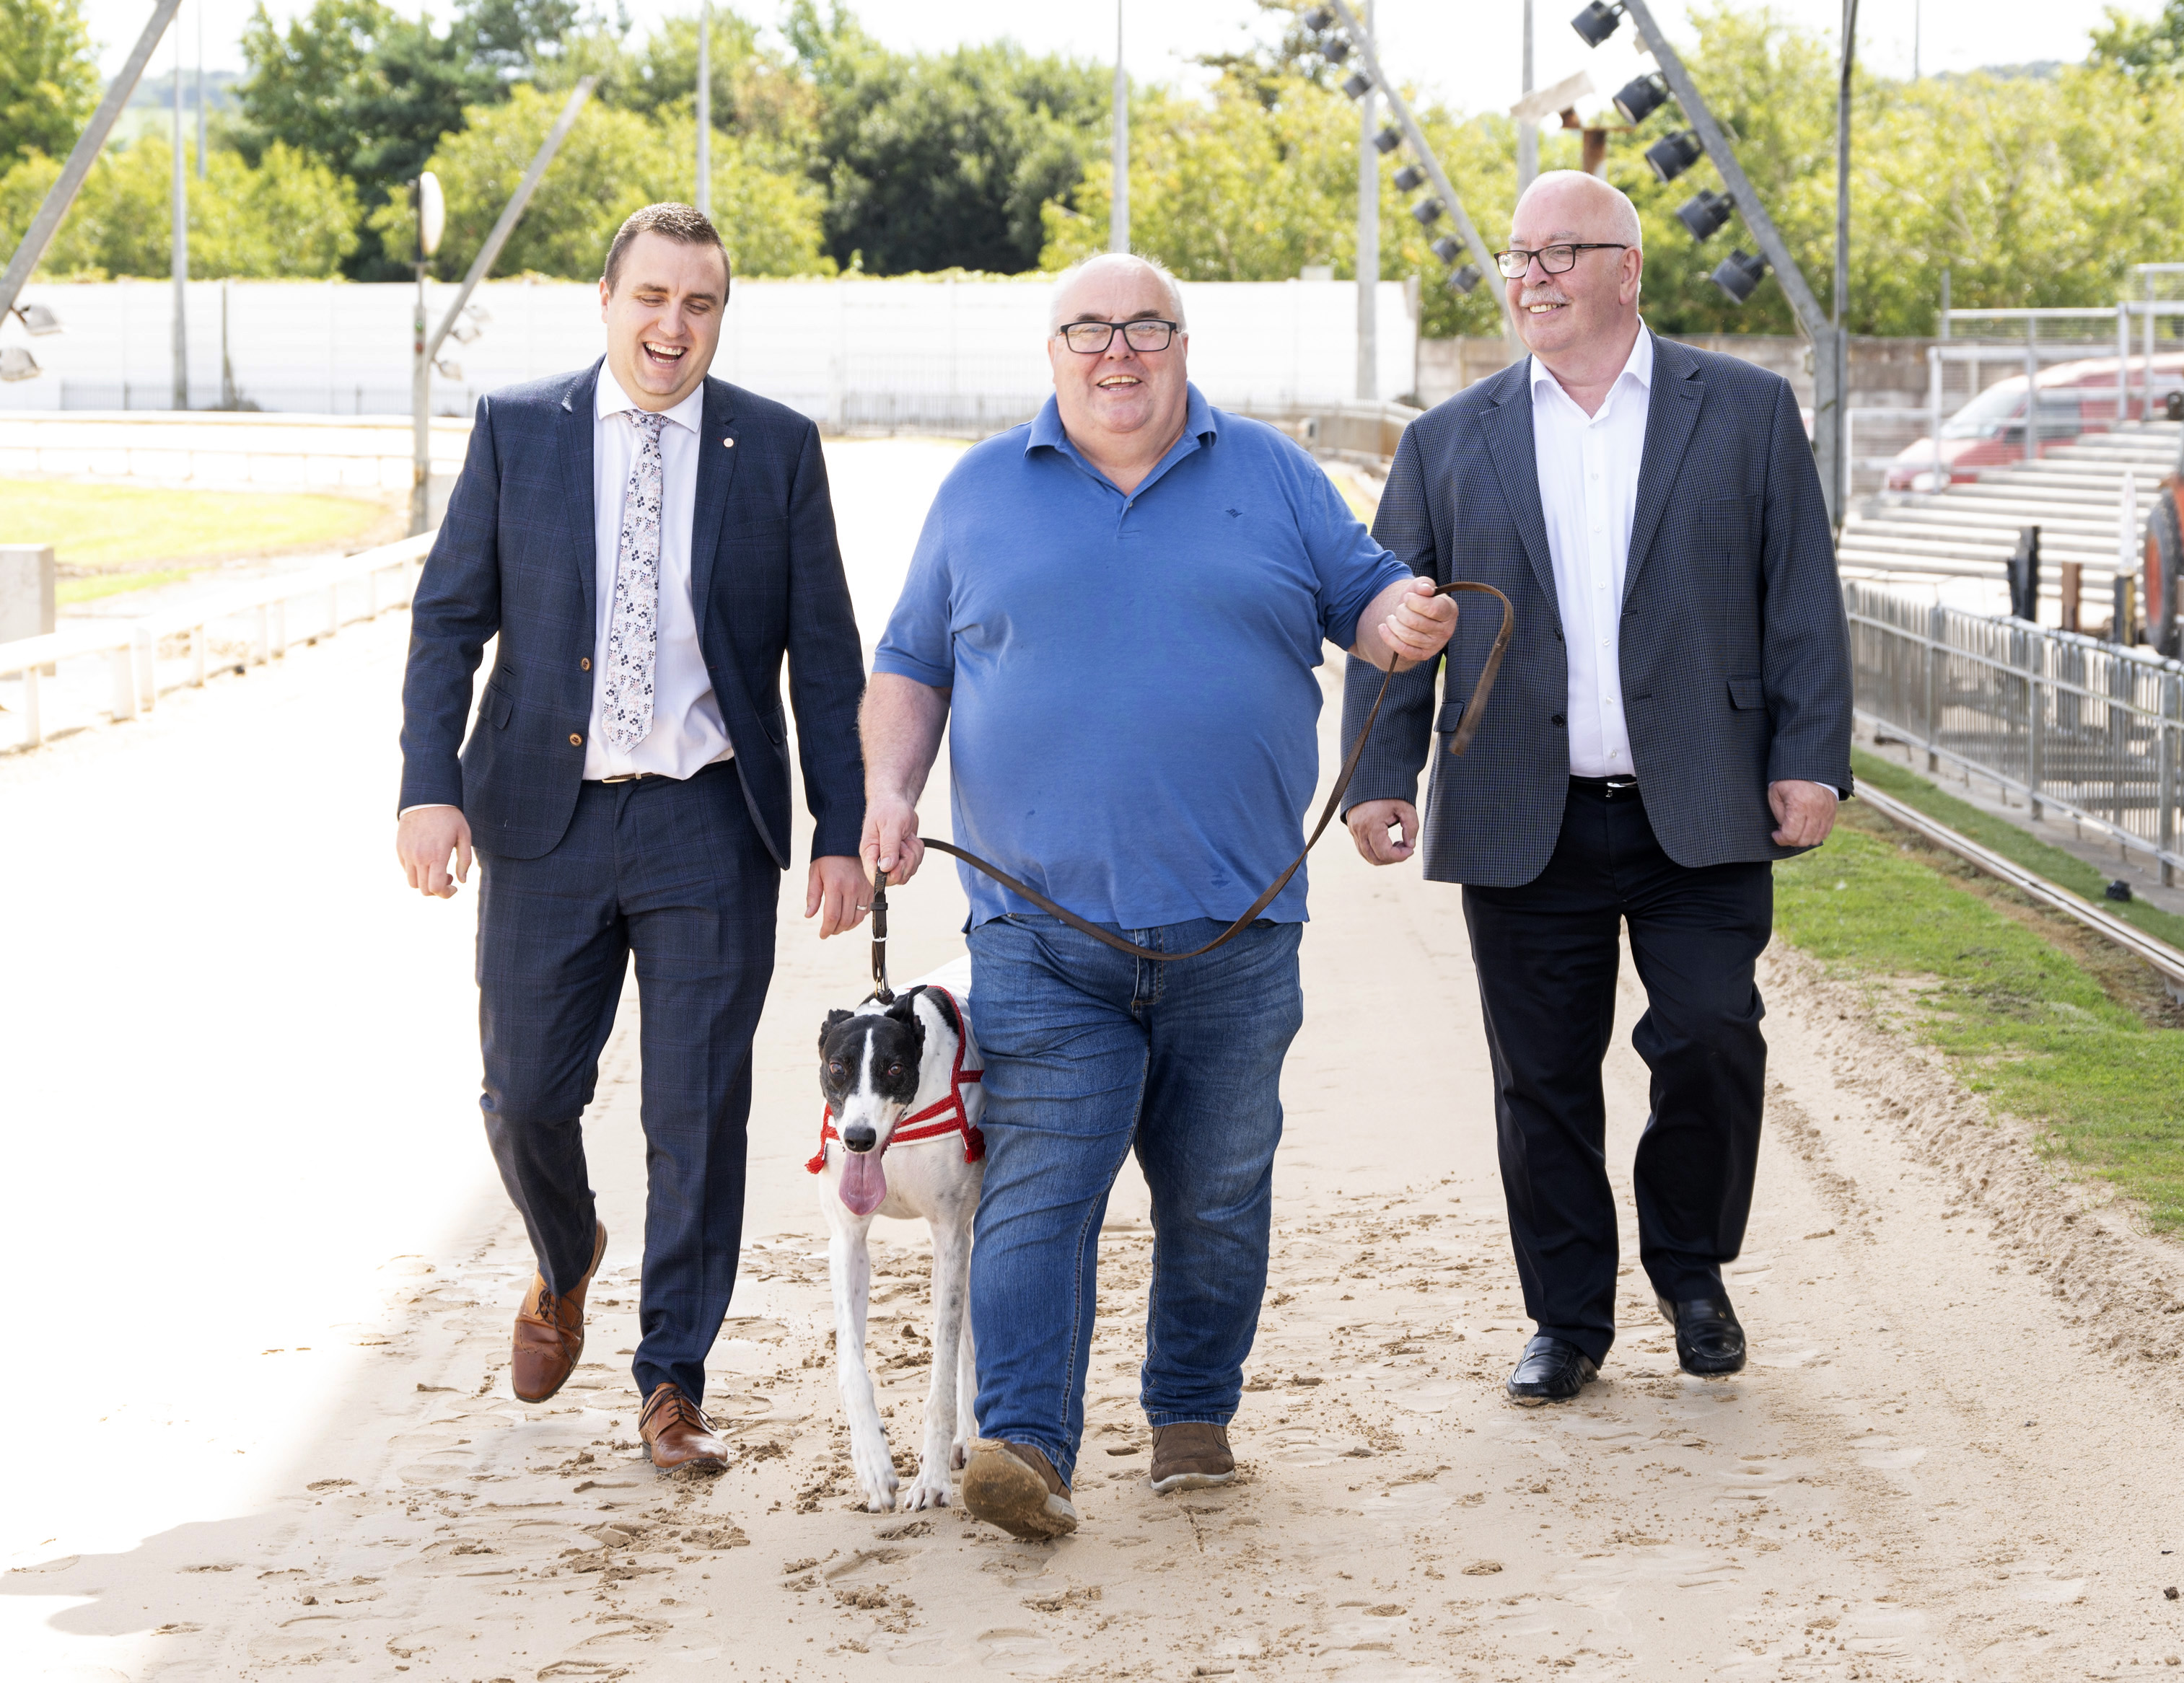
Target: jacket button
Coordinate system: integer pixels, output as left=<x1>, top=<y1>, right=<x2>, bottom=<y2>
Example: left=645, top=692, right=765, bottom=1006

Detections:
left=569, top=733, right=583, bottom=747
left=580, top=656, right=591, bottom=671
left=1551, top=713, right=1566, bottom=727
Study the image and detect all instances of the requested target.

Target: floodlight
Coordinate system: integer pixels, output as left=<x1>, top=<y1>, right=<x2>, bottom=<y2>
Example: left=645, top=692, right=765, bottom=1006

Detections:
left=1393, top=164, right=1426, bottom=193
left=1411, top=198, right=1444, bottom=227
left=1675, top=188, right=1733, bottom=242
left=1613, top=74, right=1668, bottom=125
left=1450, top=264, right=1485, bottom=294
left=1342, top=71, right=1374, bottom=99
left=1430, top=235, right=1463, bottom=264
left=1302, top=6, right=1335, bottom=29
left=1373, top=126, right=1403, bottom=154
left=464, top=303, right=491, bottom=326
left=1643, top=130, right=1703, bottom=183
left=1323, top=35, right=1351, bottom=62
left=0, top=346, right=40, bottom=381
left=1710, top=248, right=1767, bottom=304
left=418, top=170, right=446, bottom=259
left=449, top=317, right=482, bottom=344
left=1571, top=2, right=1622, bottom=47
left=11, top=302, right=63, bottom=335
left=434, top=357, right=462, bottom=380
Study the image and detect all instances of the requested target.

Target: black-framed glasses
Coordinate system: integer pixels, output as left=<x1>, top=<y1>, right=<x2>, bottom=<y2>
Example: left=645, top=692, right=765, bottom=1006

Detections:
left=1056, top=318, right=1180, bottom=353
left=1491, top=243, right=1628, bottom=278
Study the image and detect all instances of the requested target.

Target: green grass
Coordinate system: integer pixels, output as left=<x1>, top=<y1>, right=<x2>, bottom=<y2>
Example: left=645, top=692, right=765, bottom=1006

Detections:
left=2, top=478, right=392, bottom=577
left=56, top=568, right=197, bottom=606
left=1777, top=809, right=2184, bottom=1231
left=1852, top=746, right=2184, bottom=952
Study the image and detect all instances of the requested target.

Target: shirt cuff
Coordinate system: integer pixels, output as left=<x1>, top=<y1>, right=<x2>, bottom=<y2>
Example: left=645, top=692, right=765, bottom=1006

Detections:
left=398, top=804, right=460, bottom=817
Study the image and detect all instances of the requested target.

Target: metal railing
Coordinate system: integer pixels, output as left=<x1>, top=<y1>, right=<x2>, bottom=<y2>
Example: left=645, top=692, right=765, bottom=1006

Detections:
left=1846, top=580, right=2184, bottom=882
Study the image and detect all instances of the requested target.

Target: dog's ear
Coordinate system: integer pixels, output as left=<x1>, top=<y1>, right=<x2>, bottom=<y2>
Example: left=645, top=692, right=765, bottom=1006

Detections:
left=916, top=985, right=960, bottom=1039
left=884, top=992, right=927, bottom=1053
left=818, top=1008, right=854, bottom=1051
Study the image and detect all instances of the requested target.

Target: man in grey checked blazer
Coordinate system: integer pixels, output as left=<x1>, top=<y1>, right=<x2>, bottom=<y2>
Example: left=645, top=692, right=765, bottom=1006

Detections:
left=1341, top=172, right=1851, bottom=1404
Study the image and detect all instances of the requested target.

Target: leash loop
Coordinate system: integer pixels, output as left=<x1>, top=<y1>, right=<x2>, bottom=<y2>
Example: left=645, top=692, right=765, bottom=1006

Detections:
left=913, top=579, right=1514, bottom=968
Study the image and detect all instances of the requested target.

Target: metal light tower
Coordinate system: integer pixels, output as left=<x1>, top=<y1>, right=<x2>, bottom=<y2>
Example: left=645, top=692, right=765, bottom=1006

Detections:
left=1109, top=1, right=1129, bottom=253
left=1517, top=0, right=1538, bottom=195
left=171, top=24, right=188, bottom=410
left=195, top=0, right=206, bottom=179
left=695, top=2, right=711, bottom=219
left=1355, top=0, right=1376, bottom=400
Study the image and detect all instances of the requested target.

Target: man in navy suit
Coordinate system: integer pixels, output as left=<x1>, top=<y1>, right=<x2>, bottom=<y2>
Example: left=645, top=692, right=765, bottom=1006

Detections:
left=395, top=203, right=868, bottom=1472
left=1341, top=172, right=1851, bottom=1405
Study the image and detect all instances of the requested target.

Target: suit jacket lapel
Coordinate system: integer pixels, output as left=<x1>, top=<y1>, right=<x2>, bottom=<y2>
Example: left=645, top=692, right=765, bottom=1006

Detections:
left=1478, top=359, right=1562, bottom=633
left=688, top=377, right=741, bottom=629
left=560, top=360, right=602, bottom=630
left=1622, top=330, right=1704, bottom=605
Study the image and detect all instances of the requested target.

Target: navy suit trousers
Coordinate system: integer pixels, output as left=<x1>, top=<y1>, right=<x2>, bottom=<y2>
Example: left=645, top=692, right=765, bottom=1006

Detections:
left=1461, top=780, right=1771, bottom=1362
left=475, top=760, right=778, bottom=1404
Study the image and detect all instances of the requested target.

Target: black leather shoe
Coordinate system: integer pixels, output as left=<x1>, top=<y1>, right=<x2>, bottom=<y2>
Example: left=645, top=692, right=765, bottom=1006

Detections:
left=1657, top=1294, right=1747, bottom=1375
left=1505, top=1335, right=1600, bottom=1405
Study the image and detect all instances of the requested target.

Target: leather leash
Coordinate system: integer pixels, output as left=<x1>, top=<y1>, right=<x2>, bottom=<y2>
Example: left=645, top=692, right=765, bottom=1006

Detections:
left=867, top=579, right=1513, bottom=990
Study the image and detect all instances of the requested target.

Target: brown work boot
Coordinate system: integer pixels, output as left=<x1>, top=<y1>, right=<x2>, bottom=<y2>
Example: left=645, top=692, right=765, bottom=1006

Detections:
left=960, top=1439, right=1078, bottom=1539
left=511, top=1221, right=607, bottom=1404
left=1149, top=1422, right=1236, bottom=1493
left=639, top=1383, right=729, bottom=1476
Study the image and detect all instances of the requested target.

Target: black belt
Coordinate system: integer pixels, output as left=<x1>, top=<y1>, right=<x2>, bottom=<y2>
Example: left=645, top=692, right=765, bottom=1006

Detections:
left=1570, top=774, right=1640, bottom=797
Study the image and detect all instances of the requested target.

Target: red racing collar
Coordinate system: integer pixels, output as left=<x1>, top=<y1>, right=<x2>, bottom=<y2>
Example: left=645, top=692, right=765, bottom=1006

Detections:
left=807, top=985, right=984, bottom=1174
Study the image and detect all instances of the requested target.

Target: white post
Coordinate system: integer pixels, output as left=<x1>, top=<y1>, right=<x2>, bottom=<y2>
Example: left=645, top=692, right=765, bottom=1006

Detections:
left=133, top=625, right=159, bottom=712
left=255, top=603, right=270, bottom=665
left=190, top=622, right=206, bottom=686
left=1927, top=343, right=1943, bottom=493
left=695, top=2, right=711, bottom=219
left=1355, top=0, right=1377, bottom=402
left=1516, top=0, right=1538, bottom=195
left=326, top=581, right=340, bottom=638
left=1109, top=1, right=1128, bottom=253
left=110, top=647, right=139, bottom=720
left=21, top=664, right=41, bottom=748
left=195, top=0, right=206, bottom=180
left=2119, top=300, right=2133, bottom=426
left=170, top=27, right=188, bottom=412
left=2123, top=470, right=2141, bottom=594
left=2146, top=268, right=2158, bottom=423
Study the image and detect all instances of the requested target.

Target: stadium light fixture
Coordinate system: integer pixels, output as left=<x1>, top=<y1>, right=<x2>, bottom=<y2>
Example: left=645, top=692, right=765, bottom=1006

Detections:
left=1393, top=164, right=1426, bottom=193
left=1643, top=130, right=1703, bottom=183
left=1411, top=198, right=1444, bottom=227
left=1450, top=263, right=1483, bottom=294
left=1341, top=70, right=1374, bottom=100
left=1322, top=35, right=1351, bottom=62
left=11, top=302, right=63, bottom=335
left=1303, top=5, right=1336, bottom=30
left=1675, top=188, right=1733, bottom=241
left=1571, top=3, right=1623, bottom=47
left=418, top=171, right=446, bottom=259
left=1711, top=248, right=1768, bottom=304
left=0, top=346, right=38, bottom=380
left=1373, top=126, right=1403, bottom=154
left=1430, top=235, right=1462, bottom=264
left=1612, top=74, right=1667, bottom=125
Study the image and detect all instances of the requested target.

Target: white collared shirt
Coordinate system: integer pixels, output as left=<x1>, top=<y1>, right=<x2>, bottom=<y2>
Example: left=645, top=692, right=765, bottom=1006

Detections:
left=1529, top=325, right=1653, bottom=779
left=584, top=369, right=732, bottom=780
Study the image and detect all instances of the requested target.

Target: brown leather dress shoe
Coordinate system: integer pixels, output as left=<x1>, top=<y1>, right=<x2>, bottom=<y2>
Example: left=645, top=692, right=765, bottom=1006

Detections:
left=639, top=1383, right=729, bottom=1476
left=510, top=1221, right=606, bottom=1404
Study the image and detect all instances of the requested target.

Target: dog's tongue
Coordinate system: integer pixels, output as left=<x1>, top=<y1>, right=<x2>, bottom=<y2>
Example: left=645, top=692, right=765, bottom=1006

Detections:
left=838, top=1148, right=887, bottom=1216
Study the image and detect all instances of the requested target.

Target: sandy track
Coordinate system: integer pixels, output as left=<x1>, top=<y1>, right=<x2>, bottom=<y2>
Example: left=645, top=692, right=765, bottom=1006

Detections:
left=12, top=657, right=2179, bottom=1682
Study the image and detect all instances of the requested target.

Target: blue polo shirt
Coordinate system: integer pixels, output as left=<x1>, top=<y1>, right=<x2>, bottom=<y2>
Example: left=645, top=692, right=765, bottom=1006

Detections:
left=873, top=384, right=1412, bottom=930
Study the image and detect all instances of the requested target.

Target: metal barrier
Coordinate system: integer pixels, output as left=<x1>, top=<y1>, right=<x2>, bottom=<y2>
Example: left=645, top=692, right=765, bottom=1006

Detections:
left=0, top=532, right=431, bottom=750
left=1846, top=580, right=2184, bottom=882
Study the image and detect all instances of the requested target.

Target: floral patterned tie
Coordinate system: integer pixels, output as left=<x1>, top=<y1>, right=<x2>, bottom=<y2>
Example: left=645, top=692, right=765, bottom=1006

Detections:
left=603, top=409, right=667, bottom=750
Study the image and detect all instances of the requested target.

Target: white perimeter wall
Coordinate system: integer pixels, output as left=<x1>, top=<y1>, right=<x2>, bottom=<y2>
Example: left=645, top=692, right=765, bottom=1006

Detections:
left=0, top=276, right=1420, bottom=429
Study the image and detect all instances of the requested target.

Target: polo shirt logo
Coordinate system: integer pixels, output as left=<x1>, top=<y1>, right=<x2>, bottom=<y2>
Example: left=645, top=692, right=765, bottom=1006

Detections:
left=1225, top=508, right=1243, bottom=518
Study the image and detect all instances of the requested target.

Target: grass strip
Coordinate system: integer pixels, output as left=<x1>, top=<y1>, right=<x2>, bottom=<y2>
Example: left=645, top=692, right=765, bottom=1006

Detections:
left=1777, top=807, right=2184, bottom=1232
left=1851, top=745, right=2184, bottom=952
left=2, top=478, right=390, bottom=574
left=58, top=568, right=198, bottom=606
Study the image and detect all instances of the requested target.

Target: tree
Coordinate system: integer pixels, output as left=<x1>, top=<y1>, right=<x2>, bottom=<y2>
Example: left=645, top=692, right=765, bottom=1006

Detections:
left=2089, top=2, right=2184, bottom=76
left=0, top=0, right=100, bottom=177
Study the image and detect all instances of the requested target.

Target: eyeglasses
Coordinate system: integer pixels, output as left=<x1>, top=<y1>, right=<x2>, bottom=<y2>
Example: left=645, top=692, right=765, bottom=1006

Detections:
left=1056, top=318, right=1180, bottom=353
left=1491, top=243, right=1629, bottom=278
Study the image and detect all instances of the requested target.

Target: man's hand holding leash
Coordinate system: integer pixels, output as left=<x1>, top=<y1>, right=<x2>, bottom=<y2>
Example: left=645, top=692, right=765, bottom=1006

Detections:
left=1363, top=574, right=1460, bottom=672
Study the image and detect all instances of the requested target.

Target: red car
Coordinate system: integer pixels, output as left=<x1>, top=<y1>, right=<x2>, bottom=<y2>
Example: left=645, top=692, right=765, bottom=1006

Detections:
left=1884, top=353, right=2184, bottom=492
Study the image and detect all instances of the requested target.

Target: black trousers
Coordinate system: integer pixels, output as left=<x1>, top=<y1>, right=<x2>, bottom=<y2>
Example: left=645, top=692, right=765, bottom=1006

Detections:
left=474, top=760, right=779, bottom=1405
left=1461, top=779, right=1771, bottom=1363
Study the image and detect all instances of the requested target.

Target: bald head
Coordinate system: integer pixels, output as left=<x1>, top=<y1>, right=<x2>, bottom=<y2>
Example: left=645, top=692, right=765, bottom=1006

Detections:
left=1512, top=170, right=1643, bottom=252
left=1049, top=252, right=1188, bottom=333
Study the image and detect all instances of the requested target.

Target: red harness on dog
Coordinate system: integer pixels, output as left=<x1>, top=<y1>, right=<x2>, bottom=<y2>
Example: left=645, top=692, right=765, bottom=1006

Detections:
left=807, top=986, right=984, bottom=1174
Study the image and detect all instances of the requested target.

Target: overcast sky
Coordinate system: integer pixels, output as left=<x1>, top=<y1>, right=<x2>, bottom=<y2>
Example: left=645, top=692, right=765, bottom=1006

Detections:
left=95, top=0, right=2162, bottom=115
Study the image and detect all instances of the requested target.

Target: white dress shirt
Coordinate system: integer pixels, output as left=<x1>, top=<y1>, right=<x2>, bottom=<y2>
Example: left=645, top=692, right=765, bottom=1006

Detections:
left=1530, top=325, right=1653, bottom=779
left=584, top=369, right=732, bottom=781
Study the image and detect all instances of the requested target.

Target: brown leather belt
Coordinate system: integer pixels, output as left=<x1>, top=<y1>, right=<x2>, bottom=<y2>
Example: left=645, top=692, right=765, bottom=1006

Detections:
left=866, top=580, right=1514, bottom=1000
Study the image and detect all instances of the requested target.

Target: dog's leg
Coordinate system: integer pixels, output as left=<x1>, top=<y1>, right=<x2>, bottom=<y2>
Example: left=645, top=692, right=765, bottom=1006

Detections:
left=953, top=1253, right=978, bottom=1472
left=826, top=1197, right=898, bottom=1512
left=904, top=1201, right=973, bottom=1510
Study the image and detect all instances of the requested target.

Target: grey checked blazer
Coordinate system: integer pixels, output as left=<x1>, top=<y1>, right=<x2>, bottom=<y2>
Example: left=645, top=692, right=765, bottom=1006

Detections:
left=1339, top=330, right=1852, bottom=888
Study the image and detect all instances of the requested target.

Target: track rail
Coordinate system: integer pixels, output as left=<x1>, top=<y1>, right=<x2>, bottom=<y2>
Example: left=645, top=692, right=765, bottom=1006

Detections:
left=1857, top=783, right=2184, bottom=999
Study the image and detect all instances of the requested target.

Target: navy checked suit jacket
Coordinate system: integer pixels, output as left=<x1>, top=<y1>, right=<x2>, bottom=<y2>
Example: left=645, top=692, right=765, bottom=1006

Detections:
left=398, top=360, right=866, bottom=867
left=1339, top=331, right=1852, bottom=887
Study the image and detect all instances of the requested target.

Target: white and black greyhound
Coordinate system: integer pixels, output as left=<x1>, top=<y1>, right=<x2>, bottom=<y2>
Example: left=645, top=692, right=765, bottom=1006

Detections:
left=809, top=957, right=984, bottom=1513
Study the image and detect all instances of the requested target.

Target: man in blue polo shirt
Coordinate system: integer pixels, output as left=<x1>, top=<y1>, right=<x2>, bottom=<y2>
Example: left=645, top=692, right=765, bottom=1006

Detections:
left=861, top=252, right=1455, bottom=1539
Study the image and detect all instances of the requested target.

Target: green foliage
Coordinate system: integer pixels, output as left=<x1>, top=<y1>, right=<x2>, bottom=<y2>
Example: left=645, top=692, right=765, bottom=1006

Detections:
left=0, top=0, right=99, bottom=177
left=1775, top=812, right=2184, bottom=1231
left=2089, top=1, right=2184, bottom=75
left=0, top=136, right=361, bottom=278
left=368, top=82, right=828, bottom=281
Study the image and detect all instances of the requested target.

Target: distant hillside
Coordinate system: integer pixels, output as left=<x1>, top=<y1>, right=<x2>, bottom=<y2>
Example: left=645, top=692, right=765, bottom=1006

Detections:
left=118, top=68, right=242, bottom=111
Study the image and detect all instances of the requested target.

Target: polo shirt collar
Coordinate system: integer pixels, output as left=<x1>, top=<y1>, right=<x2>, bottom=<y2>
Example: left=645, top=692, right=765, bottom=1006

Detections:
left=596, top=366, right=705, bottom=436
left=1527, top=321, right=1654, bottom=416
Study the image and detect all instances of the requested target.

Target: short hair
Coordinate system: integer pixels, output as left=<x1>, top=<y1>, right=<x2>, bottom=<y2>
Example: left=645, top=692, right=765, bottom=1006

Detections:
left=602, top=203, right=730, bottom=294
left=1513, top=170, right=1643, bottom=251
left=1048, top=252, right=1188, bottom=333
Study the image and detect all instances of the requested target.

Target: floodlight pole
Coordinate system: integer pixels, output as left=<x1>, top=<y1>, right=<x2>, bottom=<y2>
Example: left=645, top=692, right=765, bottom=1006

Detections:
left=1325, top=0, right=1522, bottom=351
left=0, top=0, right=187, bottom=326
left=409, top=78, right=597, bottom=535
left=1616, top=0, right=1845, bottom=526
left=696, top=4, right=711, bottom=219
left=1110, top=1, right=1128, bottom=252
left=1356, top=0, right=1377, bottom=401
left=172, top=25, right=188, bottom=410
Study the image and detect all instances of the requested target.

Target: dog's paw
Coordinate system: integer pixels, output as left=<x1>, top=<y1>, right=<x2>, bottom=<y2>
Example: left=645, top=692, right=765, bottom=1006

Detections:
left=902, top=1470, right=952, bottom=1511
left=950, top=1439, right=970, bottom=1472
left=851, top=1440, right=899, bottom=1512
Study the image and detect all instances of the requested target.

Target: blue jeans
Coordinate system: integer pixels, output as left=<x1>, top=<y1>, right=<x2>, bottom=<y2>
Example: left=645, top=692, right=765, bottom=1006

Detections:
left=965, top=913, right=1304, bottom=1487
